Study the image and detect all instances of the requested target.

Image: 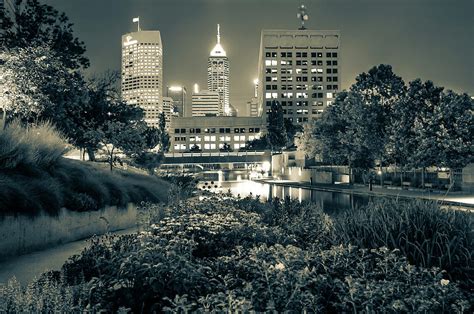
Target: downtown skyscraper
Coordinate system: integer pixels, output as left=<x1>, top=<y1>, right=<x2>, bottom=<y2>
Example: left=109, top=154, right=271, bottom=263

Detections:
left=257, top=29, right=340, bottom=126
left=121, top=23, right=163, bottom=127
left=207, top=24, right=230, bottom=116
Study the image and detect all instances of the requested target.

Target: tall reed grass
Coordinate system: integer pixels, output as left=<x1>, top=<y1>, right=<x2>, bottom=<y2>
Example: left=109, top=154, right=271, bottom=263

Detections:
left=0, top=122, right=169, bottom=216
left=334, top=199, right=473, bottom=285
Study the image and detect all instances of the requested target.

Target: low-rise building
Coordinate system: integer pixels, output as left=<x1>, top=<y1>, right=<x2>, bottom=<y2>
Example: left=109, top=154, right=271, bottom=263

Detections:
left=170, top=116, right=265, bottom=152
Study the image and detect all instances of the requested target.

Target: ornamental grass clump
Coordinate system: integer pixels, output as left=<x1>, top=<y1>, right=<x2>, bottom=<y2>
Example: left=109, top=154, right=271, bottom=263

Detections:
left=0, top=122, right=170, bottom=216
left=334, top=198, right=473, bottom=286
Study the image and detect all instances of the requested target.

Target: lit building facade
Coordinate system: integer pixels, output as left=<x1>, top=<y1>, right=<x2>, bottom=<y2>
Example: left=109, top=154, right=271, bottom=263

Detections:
left=162, top=96, right=174, bottom=127
left=208, top=24, right=230, bottom=116
left=121, top=30, right=163, bottom=127
left=192, top=90, right=220, bottom=117
left=170, top=116, right=265, bottom=152
left=257, top=29, right=340, bottom=126
left=166, top=85, right=187, bottom=117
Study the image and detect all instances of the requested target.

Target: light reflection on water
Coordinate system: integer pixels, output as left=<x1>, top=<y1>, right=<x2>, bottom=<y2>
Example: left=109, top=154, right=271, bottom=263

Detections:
left=199, top=180, right=370, bottom=213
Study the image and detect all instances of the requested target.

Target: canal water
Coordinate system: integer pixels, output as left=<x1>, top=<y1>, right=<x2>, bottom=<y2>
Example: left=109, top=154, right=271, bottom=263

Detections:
left=198, top=179, right=371, bottom=214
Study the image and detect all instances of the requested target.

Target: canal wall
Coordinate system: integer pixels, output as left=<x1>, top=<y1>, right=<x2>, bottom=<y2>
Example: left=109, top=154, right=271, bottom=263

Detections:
left=0, top=203, right=137, bottom=259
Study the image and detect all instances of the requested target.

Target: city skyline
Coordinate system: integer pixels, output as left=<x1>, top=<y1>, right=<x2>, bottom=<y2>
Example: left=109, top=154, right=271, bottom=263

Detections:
left=43, top=0, right=473, bottom=114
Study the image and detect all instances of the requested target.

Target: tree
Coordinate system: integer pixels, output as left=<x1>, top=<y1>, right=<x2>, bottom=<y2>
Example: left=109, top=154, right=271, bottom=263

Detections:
left=267, top=100, right=287, bottom=152
left=98, top=120, right=147, bottom=171
left=0, top=46, right=86, bottom=128
left=244, top=135, right=269, bottom=151
left=295, top=120, right=319, bottom=159
left=143, top=126, right=161, bottom=150
left=436, top=90, right=473, bottom=185
left=284, top=119, right=302, bottom=148
left=351, top=64, right=406, bottom=185
left=389, top=79, right=443, bottom=185
left=158, top=112, right=170, bottom=153
left=309, top=91, right=374, bottom=183
left=1, top=0, right=89, bottom=70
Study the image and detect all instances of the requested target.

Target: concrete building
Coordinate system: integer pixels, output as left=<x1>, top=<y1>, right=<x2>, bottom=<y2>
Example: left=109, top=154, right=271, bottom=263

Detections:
left=170, top=116, right=265, bottom=153
left=208, top=24, right=230, bottom=116
left=191, top=90, right=220, bottom=117
left=166, top=85, right=187, bottom=117
left=121, top=29, right=163, bottom=127
left=247, top=97, right=259, bottom=117
left=257, top=29, right=340, bottom=126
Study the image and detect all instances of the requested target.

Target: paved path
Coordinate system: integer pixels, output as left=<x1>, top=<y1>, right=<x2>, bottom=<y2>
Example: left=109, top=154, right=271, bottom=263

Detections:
left=258, top=179, right=474, bottom=208
left=0, top=227, right=138, bottom=286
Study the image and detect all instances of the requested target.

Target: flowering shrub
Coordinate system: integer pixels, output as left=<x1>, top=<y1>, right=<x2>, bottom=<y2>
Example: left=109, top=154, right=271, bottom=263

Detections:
left=1, top=196, right=471, bottom=312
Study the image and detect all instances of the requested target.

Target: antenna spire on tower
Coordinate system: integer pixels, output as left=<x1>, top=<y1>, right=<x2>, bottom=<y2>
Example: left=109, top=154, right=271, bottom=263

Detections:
left=217, top=24, right=221, bottom=44
left=297, top=4, right=309, bottom=30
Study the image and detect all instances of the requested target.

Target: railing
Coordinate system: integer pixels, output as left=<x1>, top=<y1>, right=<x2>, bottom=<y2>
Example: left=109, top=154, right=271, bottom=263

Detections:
left=164, top=151, right=267, bottom=158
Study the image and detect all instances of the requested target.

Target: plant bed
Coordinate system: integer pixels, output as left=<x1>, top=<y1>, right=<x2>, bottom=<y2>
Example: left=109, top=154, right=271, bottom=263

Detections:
left=1, top=196, right=472, bottom=312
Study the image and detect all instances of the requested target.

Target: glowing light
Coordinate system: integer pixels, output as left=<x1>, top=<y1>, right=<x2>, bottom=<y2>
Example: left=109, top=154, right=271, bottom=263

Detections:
left=193, top=84, right=199, bottom=93
left=168, top=86, right=182, bottom=92
left=262, top=161, right=271, bottom=173
left=253, top=78, right=259, bottom=85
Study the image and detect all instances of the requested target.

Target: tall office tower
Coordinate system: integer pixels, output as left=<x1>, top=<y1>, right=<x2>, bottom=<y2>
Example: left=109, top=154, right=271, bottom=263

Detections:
left=207, top=24, right=230, bottom=116
left=192, top=90, right=220, bottom=117
left=162, top=96, right=174, bottom=127
left=121, top=27, right=163, bottom=127
left=166, top=85, right=187, bottom=117
left=257, top=28, right=340, bottom=126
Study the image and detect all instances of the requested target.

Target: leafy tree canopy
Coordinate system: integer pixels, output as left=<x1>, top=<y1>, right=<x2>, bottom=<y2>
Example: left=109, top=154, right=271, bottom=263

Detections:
left=1, top=0, right=89, bottom=70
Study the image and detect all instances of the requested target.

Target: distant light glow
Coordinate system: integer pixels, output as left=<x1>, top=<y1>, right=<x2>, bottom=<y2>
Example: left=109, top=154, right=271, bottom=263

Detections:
left=193, top=83, right=199, bottom=93
left=253, top=78, right=259, bottom=85
left=168, top=86, right=182, bottom=92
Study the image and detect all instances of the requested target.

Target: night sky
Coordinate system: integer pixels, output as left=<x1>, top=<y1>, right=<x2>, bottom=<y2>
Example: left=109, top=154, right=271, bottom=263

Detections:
left=44, top=0, right=473, bottom=114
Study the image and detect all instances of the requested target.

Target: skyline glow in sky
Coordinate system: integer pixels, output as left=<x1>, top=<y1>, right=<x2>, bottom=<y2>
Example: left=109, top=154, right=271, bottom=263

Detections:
left=45, top=0, right=473, bottom=114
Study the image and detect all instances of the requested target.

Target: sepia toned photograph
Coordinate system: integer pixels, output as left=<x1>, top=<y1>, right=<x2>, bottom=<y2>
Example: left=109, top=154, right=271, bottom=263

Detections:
left=0, top=0, right=472, bottom=312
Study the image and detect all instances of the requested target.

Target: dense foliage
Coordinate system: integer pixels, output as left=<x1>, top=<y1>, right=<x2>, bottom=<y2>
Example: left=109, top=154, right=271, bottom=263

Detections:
left=298, top=65, right=473, bottom=180
left=0, top=122, right=169, bottom=215
left=1, top=195, right=471, bottom=312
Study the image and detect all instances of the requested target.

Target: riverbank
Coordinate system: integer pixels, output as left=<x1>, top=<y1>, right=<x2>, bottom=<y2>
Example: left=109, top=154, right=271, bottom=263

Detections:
left=257, top=179, right=474, bottom=209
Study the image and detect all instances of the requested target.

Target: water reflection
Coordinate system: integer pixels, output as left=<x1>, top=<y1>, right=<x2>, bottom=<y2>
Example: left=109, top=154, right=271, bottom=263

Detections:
left=200, top=179, right=370, bottom=213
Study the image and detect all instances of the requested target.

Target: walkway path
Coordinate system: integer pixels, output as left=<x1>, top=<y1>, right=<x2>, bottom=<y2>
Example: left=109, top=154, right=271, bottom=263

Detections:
left=0, top=227, right=138, bottom=286
left=259, top=179, right=474, bottom=209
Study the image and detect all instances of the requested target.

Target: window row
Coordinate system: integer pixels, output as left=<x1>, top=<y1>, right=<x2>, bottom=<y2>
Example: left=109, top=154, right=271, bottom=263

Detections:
left=175, top=127, right=260, bottom=134
left=264, top=52, right=338, bottom=58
